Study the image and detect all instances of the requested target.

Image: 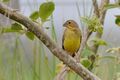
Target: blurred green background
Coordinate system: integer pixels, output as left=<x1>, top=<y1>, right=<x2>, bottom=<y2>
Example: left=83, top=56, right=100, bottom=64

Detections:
left=0, top=0, right=120, bottom=80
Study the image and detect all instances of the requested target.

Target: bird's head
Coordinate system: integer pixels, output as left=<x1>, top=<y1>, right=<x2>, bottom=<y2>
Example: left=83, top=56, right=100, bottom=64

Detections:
left=63, top=20, right=79, bottom=30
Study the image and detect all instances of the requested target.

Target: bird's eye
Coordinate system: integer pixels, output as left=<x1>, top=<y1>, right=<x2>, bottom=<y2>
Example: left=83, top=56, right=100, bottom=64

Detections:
left=68, top=21, right=71, bottom=24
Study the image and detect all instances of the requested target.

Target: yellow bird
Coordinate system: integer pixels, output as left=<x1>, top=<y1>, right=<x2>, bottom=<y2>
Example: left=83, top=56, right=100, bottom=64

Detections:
left=62, top=20, right=82, bottom=57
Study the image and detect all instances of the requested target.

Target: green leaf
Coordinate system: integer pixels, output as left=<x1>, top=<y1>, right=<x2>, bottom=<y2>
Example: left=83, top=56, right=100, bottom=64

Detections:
left=11, top=23, right=23, bottom=30
left=39, top=2, right=55, bottom=22
left=104, top=4, right=120, bottom=9
left=115, top=15, right=120, bottom=26
left=80, top=58, right=91, bottom=68
left=1, top=28, right=20, bottom=33
left=25, top=31, right=35, bottom=40
left=81, top=16, right=103, bottom=33
left=91, top=38, right=107, bottom=46
left=29, top=11, right=39, bottom=21
left=1, top=0, right=10, bottom=2
left=45, top=27, right=50, bottom=29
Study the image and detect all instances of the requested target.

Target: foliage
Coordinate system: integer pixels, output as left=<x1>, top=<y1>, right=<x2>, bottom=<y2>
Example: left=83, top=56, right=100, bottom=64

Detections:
left=81, top=16, right=103, bottom=33
left=80, top=58, right=91, bottom=68
left=0, top=2, right=55, bottom=41
left=29, top=2, right=55, bottom=22
left=1, top=0, right=10, bottom=3
left=115, top=15, right=120, bottom=26
left=104, top=0, right=120, bottom=9
left=29, top=11, right=39, bottom=21
left=104, top=4, right=120, bottom=9
left=0, top=22, right=35, bottom=40
left=90, top=38, right=107, bottom=46
left=0, top=23, right=23, bottom=33
left=11, top=23, right=23, bottom=30
left=25, top=31, right=35, bottom=40
left=39, top=2, right=55, bottom=22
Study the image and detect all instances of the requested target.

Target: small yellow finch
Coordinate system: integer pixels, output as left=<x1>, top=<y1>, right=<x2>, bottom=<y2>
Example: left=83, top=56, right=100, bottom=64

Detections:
left=62, top=20, right=82, bottom=57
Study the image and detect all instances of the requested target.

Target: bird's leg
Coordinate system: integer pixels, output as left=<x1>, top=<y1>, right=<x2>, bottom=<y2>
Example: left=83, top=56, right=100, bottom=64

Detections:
left=74, top=53, right=80, bottom=63
left=72, top=53, right=75, bottom=57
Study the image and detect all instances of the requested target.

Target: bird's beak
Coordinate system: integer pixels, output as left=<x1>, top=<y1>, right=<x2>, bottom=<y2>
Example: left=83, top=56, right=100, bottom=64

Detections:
left=63, top=22, right=67, bottom=27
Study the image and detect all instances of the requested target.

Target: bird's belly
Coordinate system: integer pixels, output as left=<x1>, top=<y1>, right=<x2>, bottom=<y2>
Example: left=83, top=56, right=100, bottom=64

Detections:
left=64, top=36, right=80, bottom=54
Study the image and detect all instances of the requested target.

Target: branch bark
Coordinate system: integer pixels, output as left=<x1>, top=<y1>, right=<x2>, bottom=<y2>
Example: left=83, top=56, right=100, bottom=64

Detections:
left=92, top=0, right=100, bottom=18
left=0, top=2, right=101, bottom=80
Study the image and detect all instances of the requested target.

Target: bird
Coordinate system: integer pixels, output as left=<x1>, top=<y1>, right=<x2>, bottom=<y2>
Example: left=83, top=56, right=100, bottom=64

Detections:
left=62, top=20, right=82, bottom=57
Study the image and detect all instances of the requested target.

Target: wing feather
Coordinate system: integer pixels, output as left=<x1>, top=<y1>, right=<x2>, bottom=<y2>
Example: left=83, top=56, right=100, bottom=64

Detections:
left=62, top=30, right=66, bottom=50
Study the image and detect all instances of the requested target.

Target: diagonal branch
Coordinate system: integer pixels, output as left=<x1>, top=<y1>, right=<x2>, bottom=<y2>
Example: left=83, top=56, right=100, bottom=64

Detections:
left=0, top=2, right=101, bottom=80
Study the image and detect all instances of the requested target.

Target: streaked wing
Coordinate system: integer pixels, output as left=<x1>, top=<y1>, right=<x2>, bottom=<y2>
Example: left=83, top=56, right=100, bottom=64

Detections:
left=62, top=30, right=66, bottom=50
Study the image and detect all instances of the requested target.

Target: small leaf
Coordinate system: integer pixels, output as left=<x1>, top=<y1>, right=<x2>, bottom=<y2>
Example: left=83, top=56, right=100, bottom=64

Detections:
left=29, top=11, right=39, bottom=20
left=2, top=0, right=10, bottom=2
left=80, top=58, right=91, bottom=68
left=106, top=47, right=120, bottom=53
left=91, top=38, right=107, bottom=46
left=25, top=31, right=35, bottom=40
left=115, top=15, right=120, bottom=26
left=11, top=23, right=23, bottom=30
left=97, top=27, right=103, bottom=34
left=45, top=27, right=50, bottom=29
left=39, top=2, right=55, bottom=22
left=104, top=4, right=120, bottom=9
left=1, top=28, right=19, bottom=33
left=115, top=15, right=120, bottom=18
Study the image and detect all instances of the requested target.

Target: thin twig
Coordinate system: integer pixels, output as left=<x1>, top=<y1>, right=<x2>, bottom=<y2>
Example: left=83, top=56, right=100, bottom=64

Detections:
left=54, top=65, right=68, bottom=80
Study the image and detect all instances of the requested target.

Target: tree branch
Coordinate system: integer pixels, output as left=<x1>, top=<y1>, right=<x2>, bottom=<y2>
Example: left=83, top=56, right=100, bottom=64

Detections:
left=92, top=0, right=100, bottom=17
left=54, top=65, right=68, bottom=80
left=91, top=0, right=109, bottom=53
left=88, top=0, right=109, bottom=70
left=0, top=2, right=101, bottom=80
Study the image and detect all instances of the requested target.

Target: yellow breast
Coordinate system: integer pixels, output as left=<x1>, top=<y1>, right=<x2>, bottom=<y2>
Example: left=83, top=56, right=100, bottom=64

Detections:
left=63, top=29, right=81, bottom=55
